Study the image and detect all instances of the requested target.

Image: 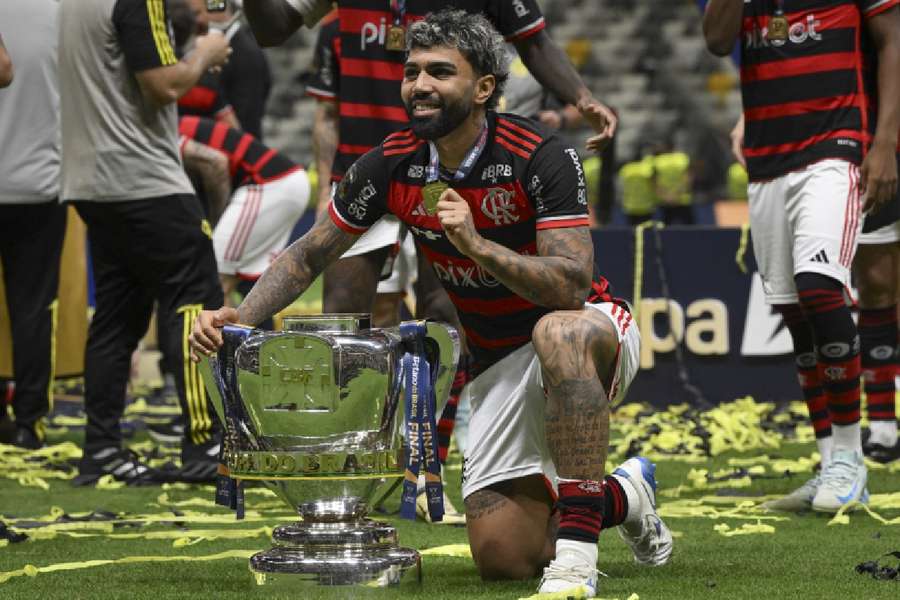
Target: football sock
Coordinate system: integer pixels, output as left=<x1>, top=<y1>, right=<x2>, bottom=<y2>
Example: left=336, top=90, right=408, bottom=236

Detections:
left=776, top=303, right=834, bottom=462
left=796, top=273, right=861, bottom=455
left=557, top=479, right=604, bottom=545
left=859, top=306, right=898, bottom=447
left=603, top=473, right=633, bottom=528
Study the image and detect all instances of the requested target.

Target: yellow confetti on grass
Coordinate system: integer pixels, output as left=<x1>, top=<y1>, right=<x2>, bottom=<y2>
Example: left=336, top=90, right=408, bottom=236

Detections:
left=828, top=501, right=900, bottom=526
left=659, top=499, right=787, bottom=522
left=0, top=549, right=256, bottom=584
left=714, top=521, right=776, bottom=536
left=419, top=544, right=472, bottom=558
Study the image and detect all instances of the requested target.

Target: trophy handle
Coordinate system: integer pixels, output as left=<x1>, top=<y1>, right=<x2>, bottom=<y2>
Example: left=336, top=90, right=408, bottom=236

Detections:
left=424, top=322, right=461, bottom=415
left=198, top=324, right=258, bottom=441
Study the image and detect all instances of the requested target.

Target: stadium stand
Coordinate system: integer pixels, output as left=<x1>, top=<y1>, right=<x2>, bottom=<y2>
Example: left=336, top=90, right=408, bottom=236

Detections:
left=259, top=0, right=743, bottom=205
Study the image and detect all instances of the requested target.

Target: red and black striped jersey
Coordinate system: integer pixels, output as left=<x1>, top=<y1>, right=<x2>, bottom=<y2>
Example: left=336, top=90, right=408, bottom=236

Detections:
left=178, top=71, right=234, bottom=122
left=178, top=116, right=300, bottom=188
left=739, top=0, right=899, bottom=181
left=308, top=0, right=546, bottom=183
left=306, top=10, right=341, bottom=102
left=330, top=112, right=616, bottom=374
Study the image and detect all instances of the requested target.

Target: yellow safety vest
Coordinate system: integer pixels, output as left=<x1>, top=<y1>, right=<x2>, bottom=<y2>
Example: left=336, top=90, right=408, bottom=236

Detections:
left=583, top=155, right=601, bottom=206
left=619, top=158, right=657, bottom=216
left=727, top=162, right=749, bottom=201
left=654, top=152, right=691, bottom=206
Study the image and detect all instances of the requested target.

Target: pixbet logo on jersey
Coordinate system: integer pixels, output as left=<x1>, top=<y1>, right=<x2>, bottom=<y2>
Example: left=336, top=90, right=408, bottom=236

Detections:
left=745, top=14, right=822, bottom=49
left=361, top=17, right=390, bottom=51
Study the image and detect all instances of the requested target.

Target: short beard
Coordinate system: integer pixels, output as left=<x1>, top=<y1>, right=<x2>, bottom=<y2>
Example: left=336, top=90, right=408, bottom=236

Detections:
left=406, top=93, right=473, bottom=140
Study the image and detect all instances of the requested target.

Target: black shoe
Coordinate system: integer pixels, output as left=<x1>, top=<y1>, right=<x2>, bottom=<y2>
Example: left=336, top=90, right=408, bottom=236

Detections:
left=147, top=374, right=178, bottom=408
left=865, top=439, right=900, bottom=464
left=177, top=436, right=222, bottom=483
left=11, top=426, right=42, bottom=450
left=73, top=447, right=170, bottom=486
left=146, top=419, right=184, bottom=445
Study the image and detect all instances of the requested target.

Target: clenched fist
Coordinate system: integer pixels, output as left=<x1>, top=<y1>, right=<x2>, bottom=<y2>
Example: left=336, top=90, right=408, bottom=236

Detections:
left=436, top=188, right=483, bottom=257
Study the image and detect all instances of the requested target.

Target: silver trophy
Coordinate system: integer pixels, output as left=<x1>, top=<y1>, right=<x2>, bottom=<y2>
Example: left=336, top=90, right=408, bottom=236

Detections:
left=198, top=314, right=460, bottom=587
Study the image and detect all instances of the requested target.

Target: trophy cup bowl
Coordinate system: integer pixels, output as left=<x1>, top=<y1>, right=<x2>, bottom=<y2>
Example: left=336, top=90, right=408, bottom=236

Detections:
left=198, top=314, right=459, bottom=587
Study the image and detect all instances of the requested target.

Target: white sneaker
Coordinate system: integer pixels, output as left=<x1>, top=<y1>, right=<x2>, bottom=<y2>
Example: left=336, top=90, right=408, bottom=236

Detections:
left=762, top=475, right=820, bottom=511
left=812, top=449, right=869, bottom=513
left=611, top=457, right=673, bottom=566
left=536, top=549, right=598, bottom=599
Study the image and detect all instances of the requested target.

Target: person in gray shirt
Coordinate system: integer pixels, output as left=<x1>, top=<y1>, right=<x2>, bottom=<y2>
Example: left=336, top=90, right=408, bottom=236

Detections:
left=0, top=1, right=63, bottom=449
left=59, top=0, right=231, bottom=484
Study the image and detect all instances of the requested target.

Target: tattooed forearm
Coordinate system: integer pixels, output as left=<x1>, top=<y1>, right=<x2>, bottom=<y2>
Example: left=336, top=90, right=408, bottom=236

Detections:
left=237, top=213, right=358, bottom=325
left=468, top=227, right=592, bottom=309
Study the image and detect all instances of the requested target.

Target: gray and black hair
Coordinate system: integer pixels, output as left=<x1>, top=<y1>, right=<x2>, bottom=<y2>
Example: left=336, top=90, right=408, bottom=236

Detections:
left=406, top=9, right=510, bottom=110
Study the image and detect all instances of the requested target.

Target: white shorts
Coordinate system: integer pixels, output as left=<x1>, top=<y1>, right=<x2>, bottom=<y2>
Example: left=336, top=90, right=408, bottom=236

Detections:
left=460, top=302, right=640, bottom=500
left=340, top=215, right=402, bottom=258
left=376, top=233, right=417, bottom=294
left=748, top=159, right=863, bottom=304
left=214, top=169, right=310, bottom=278
left=858, top=221, right=900, bottom=245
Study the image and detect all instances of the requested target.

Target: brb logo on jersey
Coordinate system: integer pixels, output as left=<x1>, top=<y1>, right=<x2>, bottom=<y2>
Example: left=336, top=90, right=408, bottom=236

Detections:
left=745, top=14, right=822, bottom=49
left=481, top=188, right=519, bottom=225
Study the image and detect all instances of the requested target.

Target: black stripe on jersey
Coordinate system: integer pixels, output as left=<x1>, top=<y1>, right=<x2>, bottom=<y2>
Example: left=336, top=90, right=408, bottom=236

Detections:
left=414, top=223, right=537, bottom=260
left=746, top=138, right=861, bottom=181
left=748, top=107, right=863, bottom=148
left=339, top=75, right=403, bottom=105
left=742, top=69, right=859, bottom=109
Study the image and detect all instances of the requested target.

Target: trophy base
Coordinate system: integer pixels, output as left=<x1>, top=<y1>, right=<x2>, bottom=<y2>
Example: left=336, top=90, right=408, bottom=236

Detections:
left=249, top=546, right=421, bottom=587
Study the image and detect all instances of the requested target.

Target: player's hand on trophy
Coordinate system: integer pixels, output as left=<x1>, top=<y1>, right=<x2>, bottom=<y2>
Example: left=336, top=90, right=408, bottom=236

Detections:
left=860, top=140, right=899, bottom=213
left=437, top=188, right=482, bottom=256
left=189, top=306, right=240, bottom=362
left=195, top=31, right=232, bottom=72
left=578, top=96, right=617, bottom=153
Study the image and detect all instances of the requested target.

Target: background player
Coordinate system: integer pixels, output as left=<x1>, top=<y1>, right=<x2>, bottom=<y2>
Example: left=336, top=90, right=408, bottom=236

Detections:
left=178, top=115, right=311, bottom=303
left=704, top=0, right=900, bottom=511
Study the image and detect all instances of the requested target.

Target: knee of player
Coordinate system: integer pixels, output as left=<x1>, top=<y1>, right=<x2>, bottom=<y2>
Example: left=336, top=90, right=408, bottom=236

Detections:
left=470, top=536, right=545, bottom=581
left=532, top=313, right=574, bottom=356
left=533, top=312, right=614, bottom=369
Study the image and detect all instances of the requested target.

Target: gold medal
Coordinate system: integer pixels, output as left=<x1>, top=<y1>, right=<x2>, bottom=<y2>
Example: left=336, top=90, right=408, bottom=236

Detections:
left=767, top=15, right=789, bottom=43
left=421, top=182, right=449, bottom=215
left=386, top=24, right=406, bottom=51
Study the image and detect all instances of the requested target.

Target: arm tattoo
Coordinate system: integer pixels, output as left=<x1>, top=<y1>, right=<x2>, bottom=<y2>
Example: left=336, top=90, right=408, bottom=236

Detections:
left=182, top=140, right=231, bottom=225
left=237, top=212, right=358, bottom=326
left=313, top=102, right=339, bottom=209
left=469, top=227, right=593, bottom=310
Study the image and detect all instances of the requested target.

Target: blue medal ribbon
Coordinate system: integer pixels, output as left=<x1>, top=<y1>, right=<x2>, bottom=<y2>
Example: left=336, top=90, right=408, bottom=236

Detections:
left=389, top=0, right=406, bottom=25
left=398, top=321, right=444, bottom=522
left=424, top=120, right=489, bottom=185
left=213, top=325, right=254, bottom=519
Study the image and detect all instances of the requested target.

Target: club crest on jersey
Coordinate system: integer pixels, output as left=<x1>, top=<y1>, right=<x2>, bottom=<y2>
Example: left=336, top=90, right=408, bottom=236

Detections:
left=578, top=481, right=602, bottom=494
left=481, top=187, right=519, bottom=226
